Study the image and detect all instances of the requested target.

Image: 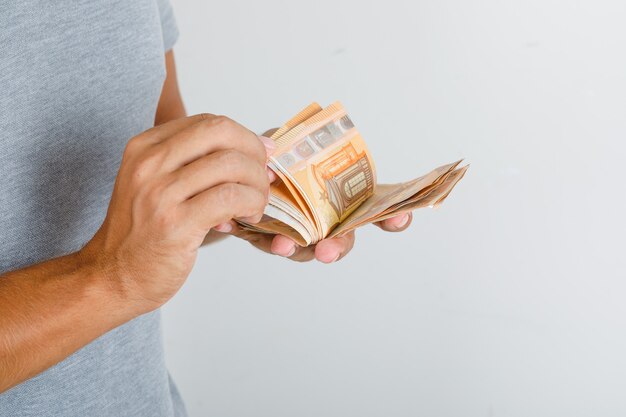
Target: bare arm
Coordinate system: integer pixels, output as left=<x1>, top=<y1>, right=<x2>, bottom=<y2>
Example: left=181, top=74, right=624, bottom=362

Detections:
left=0, top=62, right=270, bottom=391
left=155, top=50, right=186, bottom=125
left=0, top=55, right=189, bottom=392
left=0, top=252, right=135, bottom=392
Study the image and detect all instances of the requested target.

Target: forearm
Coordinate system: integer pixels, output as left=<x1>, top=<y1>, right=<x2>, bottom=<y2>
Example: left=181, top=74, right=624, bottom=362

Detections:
left=154, top=93, right=186, bottom=125
left=0, top=252, right=136, bottom=393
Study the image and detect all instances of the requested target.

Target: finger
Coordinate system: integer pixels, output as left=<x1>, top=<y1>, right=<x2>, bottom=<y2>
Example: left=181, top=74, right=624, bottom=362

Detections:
left=159, top=115, right=267, bottom=171
left=270, top=235, right=316, bottom=262
left=258, top=136, right=278, bottom=183
left=215, top=221, right=276, bottom=253
left=260, top=127, right=279, bottom=138
left=134, top=114, right=212, bottom=147
left=258, top=135, right=277, bottom=157
left=213, top=222, right=235, bottom=233
left=270, top=234, right=297, bottom=257
left=167, top=150, right=270, bottom=202
left=181, top=183, right=267, bottom=232
left=218, top=223, right=317, bottom=262
left=314, top=232, right=356, bottom=263
left=266, top=167, right=277, bottom=183
left=374, top=212, right=412, bottom=232
left=220, top=223, right=316, bottom=261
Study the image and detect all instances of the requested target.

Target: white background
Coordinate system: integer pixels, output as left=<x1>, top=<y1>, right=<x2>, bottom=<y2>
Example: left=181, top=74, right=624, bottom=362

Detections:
left=162, top=1, right=626, bottom=416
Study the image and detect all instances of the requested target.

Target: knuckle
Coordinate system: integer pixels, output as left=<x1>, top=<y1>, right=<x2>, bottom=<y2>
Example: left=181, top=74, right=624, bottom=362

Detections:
left=144, top=146, right=166, bottom=166
left=130, top=161, right=150, bottom=186
left=124, top=136, right=144, bottom=157
left=140, top=180, right=168, bottom=212
left=217, top=183, right=240, bottom=206
left=154, top=208, right=178, bottom=233
left=130, top=151, right=160, bottom=185
left=255, top=193, right=267, bottom=212
left=246, top=191, right=267, bottom=220
left=252, top=136, right=267, bottom=158
left=193, top=115, right=237, bottom=139
left=197, top=112, right=216, bottom=121
left=217, top=149, right=245, bottom=168
left=208, top=115, right=236, bottom=132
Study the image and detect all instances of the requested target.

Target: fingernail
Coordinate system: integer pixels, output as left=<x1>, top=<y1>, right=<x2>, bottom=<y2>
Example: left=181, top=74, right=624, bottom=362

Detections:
left=318, top=252, right=341, bottom=264
left=274, top=242, right=296, bottom=257
left=214, top=222, right=232, bottom=233
left=395, top=214, right=410, bottom=229
left=259, top=135, right=276, bottom=154
left=267, top=167, right=277, bottom=182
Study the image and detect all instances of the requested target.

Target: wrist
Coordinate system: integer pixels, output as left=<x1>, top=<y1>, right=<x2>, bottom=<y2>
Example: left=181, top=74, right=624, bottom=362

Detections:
left=73, top=246, right=147, bottom=325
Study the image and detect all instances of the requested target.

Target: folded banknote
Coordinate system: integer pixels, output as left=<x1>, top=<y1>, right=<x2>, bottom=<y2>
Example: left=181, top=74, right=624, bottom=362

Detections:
left=238, top=102, right=468, bottom=246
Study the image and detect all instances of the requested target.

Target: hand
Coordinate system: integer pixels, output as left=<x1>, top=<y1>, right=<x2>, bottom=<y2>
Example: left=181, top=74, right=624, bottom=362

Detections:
left=216, top=212, right=413, bottom=263
left=80, top=114, right=270, bottom=312
left=213, top=127, right=414, bottom=263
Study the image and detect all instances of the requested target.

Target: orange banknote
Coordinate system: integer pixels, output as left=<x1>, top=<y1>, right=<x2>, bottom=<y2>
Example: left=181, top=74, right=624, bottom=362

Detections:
left=238, top=102, right=467, bottom=246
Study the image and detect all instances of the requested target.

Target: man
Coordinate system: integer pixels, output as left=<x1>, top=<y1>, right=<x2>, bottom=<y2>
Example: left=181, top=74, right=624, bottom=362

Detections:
left=0, top=1, right=412, bottom=415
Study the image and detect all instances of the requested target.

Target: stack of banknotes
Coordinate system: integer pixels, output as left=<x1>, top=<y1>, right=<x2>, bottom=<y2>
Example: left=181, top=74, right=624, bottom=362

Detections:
left=238, top=102, right=468, bottom=246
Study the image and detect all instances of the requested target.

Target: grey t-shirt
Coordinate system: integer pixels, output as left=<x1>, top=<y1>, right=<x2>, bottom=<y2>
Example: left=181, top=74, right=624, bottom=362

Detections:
left=0, top=1, right=186, bottom=416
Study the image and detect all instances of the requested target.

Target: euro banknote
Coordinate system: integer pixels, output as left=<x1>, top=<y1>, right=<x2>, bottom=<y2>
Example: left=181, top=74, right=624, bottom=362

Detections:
left=238, top=102, right=467, bottom=246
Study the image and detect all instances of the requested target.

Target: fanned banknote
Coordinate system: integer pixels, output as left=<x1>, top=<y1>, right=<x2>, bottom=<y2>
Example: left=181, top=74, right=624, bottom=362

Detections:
left=238, top=102, right=468, bottom=246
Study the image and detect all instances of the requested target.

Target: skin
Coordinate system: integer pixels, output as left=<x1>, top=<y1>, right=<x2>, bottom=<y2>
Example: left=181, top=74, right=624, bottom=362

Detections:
left=158, top=51, right=413, bottom=261
left=0, top=51, right=412, bottom=393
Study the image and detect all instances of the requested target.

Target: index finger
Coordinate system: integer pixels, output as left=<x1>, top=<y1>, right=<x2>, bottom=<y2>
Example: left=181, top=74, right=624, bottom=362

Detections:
left=132, top=114, right=211, bottom=148
left=159, top=115, right=268, bottom=172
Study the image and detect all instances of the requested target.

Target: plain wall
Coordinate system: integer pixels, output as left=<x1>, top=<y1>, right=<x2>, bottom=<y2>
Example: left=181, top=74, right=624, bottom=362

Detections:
left=162, top=1, right=626, bottom=416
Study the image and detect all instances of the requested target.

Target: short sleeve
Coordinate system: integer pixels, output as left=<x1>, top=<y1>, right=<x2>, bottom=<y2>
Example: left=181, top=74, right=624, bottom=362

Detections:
left=156, top=0, right=179, bottom=52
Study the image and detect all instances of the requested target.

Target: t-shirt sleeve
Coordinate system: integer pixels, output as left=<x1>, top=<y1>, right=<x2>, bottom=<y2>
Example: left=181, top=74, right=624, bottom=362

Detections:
left=156, top=0, right=179, bottom=52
